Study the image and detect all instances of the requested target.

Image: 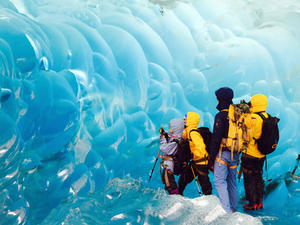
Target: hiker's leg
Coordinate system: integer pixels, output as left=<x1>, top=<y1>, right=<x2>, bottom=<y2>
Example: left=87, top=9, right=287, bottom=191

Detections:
left=227, top=154, right=238, bottom=212
left=162, top=168, right=171, bottom=191
left=255, top=158, right=265, bottom=205
left=214, top=153, right=232, bottom=213
left=178, top=165, right=193, bottom=195
left=197, top=165, right=212, bottom=195
left=166, top=171, right=178, bottom=194
left=242, top=155, right=256, bottom=205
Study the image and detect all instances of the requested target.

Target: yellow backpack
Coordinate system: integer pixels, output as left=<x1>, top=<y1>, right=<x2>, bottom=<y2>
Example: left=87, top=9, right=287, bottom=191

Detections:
left=219, top=102, right=251, bottom=160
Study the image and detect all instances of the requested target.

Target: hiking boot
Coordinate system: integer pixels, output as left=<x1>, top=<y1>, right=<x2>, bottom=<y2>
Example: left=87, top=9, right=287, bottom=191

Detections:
left=243, top=203, right=257, bottom=210
left=256, top=202, right=263, bottom=209
left=169, top=188, right=179, bottom=195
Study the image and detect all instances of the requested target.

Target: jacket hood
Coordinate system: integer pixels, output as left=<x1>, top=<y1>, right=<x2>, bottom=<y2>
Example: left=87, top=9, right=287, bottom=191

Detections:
left=170, top=118, right=184, bottom=137
left=250, top=94, right=268, bottom=113
left=215, top=87, right=233, bottom=111
left=216, top=101, right=232, bottom=111
left=186, top=112, right=200, bottom=129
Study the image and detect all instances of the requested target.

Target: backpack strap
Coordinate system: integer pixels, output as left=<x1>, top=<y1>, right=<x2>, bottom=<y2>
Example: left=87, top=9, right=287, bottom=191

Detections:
left=190, top=162, right=208, bottom=176
left=193, top=155, right=208, bottom=164
left=215, top=157, right=238, bottom=169
left=253, top=112, right=266, bottom=142
left=256, top=112, right=267, bottom=120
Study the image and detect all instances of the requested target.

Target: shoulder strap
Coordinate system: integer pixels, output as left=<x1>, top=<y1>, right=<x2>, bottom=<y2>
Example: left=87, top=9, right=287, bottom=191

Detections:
left=256, top=112, right=267, bottom=120
left=221, top=109, right=229, bottom=112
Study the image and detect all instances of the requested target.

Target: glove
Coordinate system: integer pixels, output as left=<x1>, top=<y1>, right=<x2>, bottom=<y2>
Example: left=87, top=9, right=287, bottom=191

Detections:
left=159, top=127, right=169, bottom=141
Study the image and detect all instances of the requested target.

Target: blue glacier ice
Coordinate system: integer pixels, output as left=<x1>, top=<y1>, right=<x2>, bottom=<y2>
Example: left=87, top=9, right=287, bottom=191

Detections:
left=0, top=0, right=300, bottom=224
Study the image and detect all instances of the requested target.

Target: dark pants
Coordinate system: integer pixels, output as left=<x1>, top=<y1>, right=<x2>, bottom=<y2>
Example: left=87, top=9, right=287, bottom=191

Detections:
left=161, top=168, right=178, bottom=194
left=241, top=154, right=265, bottom=205
left=178, top=163, right=212, bottom=195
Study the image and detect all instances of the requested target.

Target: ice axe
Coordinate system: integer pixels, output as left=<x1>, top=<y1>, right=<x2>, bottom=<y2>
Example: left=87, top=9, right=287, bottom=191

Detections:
left=191, top=164, right=202, bottom=196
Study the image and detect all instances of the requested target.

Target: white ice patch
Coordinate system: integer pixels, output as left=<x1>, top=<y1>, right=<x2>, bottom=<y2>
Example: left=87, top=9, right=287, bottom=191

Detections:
left=111, top=213, right=126, bottom=221
left=10, top=0, right=29, bottom=15
left=106, top=194, right=113, bottom=199
left=69, top=69, right=89, bottom=87
left=70, top=174, right=88, bottom=194
left=57, top=169, right=70, bottom=181
left=204, top=204, right=226, bottom=223
left=190, top=196, right=209, bottom=207
left=0, top=148, right=8, bottom=158
left=159, top=202, right=183, bottom=219
left=5, top=168, right=19, bottom=179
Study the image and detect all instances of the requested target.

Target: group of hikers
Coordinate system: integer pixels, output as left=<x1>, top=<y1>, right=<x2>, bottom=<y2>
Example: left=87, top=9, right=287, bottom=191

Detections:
left=155, top=87, right=280, bottom=213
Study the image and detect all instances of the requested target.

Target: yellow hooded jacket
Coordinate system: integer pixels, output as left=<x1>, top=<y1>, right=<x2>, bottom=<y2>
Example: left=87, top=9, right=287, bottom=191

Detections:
left=243, top=94, right=268, bottom=158
left=183, top=112, right=209, bottom=165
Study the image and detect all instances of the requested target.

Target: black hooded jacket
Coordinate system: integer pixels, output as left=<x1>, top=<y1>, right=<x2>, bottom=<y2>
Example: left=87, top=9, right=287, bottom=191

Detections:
left=209, top=88, right=233, bottom=160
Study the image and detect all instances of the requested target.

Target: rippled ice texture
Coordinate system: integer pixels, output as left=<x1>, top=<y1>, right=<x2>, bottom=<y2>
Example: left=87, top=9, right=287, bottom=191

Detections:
left=0, top=0, right=299, bottom=224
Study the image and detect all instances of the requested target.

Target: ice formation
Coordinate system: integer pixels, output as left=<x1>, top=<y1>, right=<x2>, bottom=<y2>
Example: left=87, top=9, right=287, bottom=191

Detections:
left=0, top=0, right=299, bottom=224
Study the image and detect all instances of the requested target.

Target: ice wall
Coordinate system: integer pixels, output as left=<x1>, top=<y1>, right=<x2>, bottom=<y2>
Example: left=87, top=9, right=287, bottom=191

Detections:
left=0, top=0, right=299, bottom=224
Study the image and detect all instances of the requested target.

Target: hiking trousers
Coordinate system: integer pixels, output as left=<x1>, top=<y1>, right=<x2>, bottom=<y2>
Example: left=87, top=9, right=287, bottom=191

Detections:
left=178, top=163, right=212, bottom=195
left=161, top=168, right=178, bottom=194
left=241, top=154, right=265, bottom=205
left=214, top=151, right=239, bottom=213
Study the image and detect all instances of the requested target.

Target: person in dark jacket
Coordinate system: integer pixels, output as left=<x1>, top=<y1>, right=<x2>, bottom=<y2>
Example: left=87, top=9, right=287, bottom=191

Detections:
left=209, top=87, right=239, bottom=213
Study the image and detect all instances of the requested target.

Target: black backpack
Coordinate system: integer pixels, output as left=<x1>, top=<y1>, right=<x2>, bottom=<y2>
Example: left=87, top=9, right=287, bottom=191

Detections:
left=190, top=127, right=212, bottom=154
left=255, top=112, right=280, bottom=155
left=172, top=139, right=191, bottom=175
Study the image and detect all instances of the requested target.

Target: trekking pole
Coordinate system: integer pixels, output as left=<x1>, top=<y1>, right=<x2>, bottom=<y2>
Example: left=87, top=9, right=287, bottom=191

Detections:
left=149, top=149, right=161, bottom=182
left=149, top=128, right=169, bottom=182
left=190, top=164, right=201, bottom=196
left=291, top=154, right=300, bottom=175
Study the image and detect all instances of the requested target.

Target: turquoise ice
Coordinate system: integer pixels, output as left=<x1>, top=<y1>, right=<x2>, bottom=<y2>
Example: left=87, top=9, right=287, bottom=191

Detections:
left=0, top=0, right=299, bottom=224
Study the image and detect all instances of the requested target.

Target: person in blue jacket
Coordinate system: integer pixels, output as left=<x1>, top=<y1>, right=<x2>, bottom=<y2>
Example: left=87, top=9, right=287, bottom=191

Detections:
left=209, top=87, right=239, bottom=213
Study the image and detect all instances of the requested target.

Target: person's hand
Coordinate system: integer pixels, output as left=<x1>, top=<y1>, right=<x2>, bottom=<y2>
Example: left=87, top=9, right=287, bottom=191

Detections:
left=159, top=127, right=169, bottom=141
left=208, top=157, right=214, bottom=172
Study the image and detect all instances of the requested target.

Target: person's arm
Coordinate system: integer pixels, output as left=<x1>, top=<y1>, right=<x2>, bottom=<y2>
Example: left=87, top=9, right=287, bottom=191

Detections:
left=160, top=137, right=178, bottom=155
left=190, top=130, right=206, bottom=156
left=209, top=113, right=226, bottom=160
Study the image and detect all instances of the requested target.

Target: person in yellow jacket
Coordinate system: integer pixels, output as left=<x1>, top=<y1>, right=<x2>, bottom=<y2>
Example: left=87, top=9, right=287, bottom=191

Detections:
left=242, top=94, right=268, bottom=210
left=178, top=112, right=212, bottom=195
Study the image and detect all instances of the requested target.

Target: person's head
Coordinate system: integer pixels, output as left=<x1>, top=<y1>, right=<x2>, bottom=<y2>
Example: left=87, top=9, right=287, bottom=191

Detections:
left=215, top=87, right=234, bottom=110
left=184, top=112, right=200, bottom=129
left=170, top=118, right=184, bottom=136
left=249, top=94, right=268, bottom=113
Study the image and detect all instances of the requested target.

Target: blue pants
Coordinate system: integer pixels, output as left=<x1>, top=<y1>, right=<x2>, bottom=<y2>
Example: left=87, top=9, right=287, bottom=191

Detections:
left=214, top=151, right=239, bottom=213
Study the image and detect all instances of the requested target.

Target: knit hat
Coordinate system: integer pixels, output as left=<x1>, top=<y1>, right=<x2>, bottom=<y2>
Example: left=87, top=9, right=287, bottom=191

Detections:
left=215, top=87, right=234, bottom=102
